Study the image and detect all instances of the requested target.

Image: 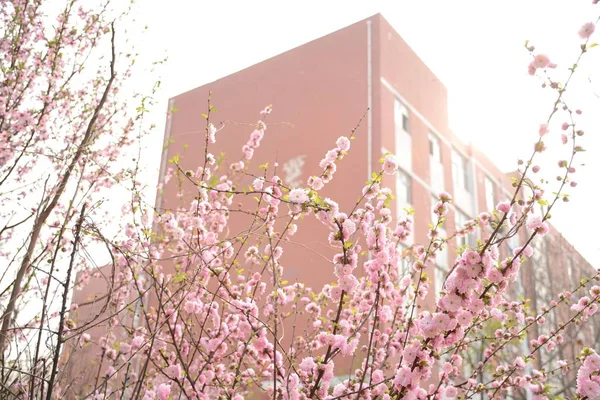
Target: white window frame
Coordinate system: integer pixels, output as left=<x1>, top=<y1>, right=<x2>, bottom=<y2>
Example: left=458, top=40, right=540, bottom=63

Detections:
left=396, top=168, right=412, bottom=207
left=484, top=176, right=496, bottom=211
left=455, top=210, right=467, bottom=248
left=429, top=133, right=442, bottom=163
left=394, top=98, right=410, bottom=135
left=451, top=149, right=470, bottom=193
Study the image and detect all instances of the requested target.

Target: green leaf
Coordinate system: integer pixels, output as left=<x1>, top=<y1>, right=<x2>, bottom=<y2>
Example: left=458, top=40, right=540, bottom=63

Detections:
left=173, top=272, right=187, bottom=283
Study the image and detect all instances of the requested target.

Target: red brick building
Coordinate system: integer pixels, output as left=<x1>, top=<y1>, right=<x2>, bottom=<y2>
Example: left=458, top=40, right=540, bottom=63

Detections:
left=68, top=13, right=596, bottom=398
left=155, top=12, right=593, bottom=304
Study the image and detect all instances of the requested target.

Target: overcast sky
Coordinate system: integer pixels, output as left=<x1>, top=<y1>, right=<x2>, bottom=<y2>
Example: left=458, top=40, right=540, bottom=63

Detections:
left=133, top=1, right=600, bottom=266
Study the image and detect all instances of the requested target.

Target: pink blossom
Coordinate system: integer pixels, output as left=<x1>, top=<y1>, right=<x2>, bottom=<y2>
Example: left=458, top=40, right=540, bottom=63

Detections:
left=464, top=249, right=481, bottom=265
left=490, top=308, right=504, bottom=320
left=571, top=296, right=590, bottom=312
left=532, top=54, right=550, bottom=69
left=324, top=149, right=338, bottom=164
left=308, top=176, right=324, bottom=190
left=119, top=342, right=131, bottom=355
left=156, top=384, right=171, bottom=400
left=526, top=215, right=543, bottom=231
left=579, top=22, right=596, bottom=39
left=585, top=352, right=600, bottom=369
left=165, top=364, right=182, bottom=380
left=131, top=336, right=144, bottom=349
left=456, top=310, right=473, bottom=327
left=252, top=178, right=264, bottom=190
left=537, top=222, right=549, bottom=236
left=79, top=333, right=91, bottom=347
left=184, top=300, right=196, bottom=314
left=289, top=188, right=309, bottom=204
left=207, top=123, right=217, bottom=144
left=514, top=357, right=526, bottom=370
left=342, top=219, right=357, bottom=237
left=141, top=390, right=155, bottom=400
left=538, top=123, right=549, bottom=136
left=438, top=191, right=453, bottom=202
left=439, top=293, right=462, bottom=312
left=299, top=357, right=316, bottom=373
left=579, top=380, right=600, bottom=398
left=394, top=366, right=413, bottom=388
left=496, top=201, right=511, bottom=214
left=383, top=154, right=398, bottom=175
left=445, top=387, right=458, bottom=398
left=336, top=136, right=351, bottom=151
left=442, top=362, right=453, bottom=374
left=487, top=268, right=503, bottom=284
left=106, top=349, right=117, bottom=360
left=585, top=303, right=598, bottom=318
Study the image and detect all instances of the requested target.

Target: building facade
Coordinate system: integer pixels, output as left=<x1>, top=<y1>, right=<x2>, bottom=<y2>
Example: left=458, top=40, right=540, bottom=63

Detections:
left=67, top=13, right=597, bottom=398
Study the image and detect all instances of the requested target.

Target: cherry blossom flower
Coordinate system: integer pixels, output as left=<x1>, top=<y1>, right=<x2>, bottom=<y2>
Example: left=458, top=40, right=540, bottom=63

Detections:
left=579, top=22, right=595, bottom=39
left=289, top=188, right=309, bottom=204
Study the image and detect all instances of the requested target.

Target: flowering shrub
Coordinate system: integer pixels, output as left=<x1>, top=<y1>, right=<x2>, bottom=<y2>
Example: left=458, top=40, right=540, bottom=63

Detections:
left=1, top=1, right=599, bottom=399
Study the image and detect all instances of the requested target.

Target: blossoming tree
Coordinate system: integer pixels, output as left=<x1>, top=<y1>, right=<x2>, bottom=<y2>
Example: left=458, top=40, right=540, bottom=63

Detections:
left=1, top=0, right=600, bottom=399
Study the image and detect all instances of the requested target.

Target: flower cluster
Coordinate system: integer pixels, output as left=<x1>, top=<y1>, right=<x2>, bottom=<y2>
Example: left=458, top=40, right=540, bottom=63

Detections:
left=2, top=3, right=599, bottom=400
left=576, top=350, right=600, bottom=398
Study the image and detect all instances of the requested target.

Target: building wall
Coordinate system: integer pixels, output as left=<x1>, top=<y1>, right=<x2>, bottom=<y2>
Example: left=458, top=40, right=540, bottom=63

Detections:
left=160, top=12, right=598, bottom=391
left=69, top=13, right=596, bottom=398
left=62, top=267, right=123, bottom=398
left=157, top=16, right=376, bottom=397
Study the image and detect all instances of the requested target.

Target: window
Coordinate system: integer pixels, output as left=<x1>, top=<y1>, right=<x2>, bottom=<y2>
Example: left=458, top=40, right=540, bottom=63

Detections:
left=429, top=133, right=442, bottom=163
left=532, top=239, right=551, bottom=314
left=455, top=210, right=477, bottom=248
left=394, top=99, right=409, bottom=135
left=451, top=150, right=470, bottom=192
left=567, top=256, right=574, bottom=286
left=484, top=176, right=496, bottom=211
left=398, top=244, right=412, bottom=277
left=435, top=264, right=447, bottom=300
left=431, top=195, right=440, bottom=225
left=396, top=169, right=412, bottom=206
left=394, top=99, right=412, bottom=173
left=507, top=231, right=519, bottom=252
left=455, top=210, right=468, bottom=248
left=437, top=243, right=448, bottom=268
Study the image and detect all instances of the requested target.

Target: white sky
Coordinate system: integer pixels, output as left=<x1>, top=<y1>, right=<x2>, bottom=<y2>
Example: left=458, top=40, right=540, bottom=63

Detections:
left=133, top=0, right=600, bottom=267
